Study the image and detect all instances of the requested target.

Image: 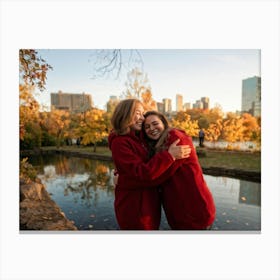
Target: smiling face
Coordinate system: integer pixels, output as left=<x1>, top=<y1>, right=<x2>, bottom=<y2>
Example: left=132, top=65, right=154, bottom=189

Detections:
left=130, top=104, right=145, bottom=131
left=144, top=115, right=165, bottom=140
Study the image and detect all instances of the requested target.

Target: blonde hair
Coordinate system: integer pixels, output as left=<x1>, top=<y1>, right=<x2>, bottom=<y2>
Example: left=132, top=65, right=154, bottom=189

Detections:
left=111, top=98, right=143, bottom=135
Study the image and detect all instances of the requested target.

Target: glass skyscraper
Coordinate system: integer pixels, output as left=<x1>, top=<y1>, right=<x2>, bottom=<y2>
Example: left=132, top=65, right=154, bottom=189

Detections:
left=241, top=76, right=261, bottom=117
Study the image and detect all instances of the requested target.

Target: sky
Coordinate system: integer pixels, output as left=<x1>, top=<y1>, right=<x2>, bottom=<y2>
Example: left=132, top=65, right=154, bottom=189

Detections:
left=36, top=49, right=260, bottom=113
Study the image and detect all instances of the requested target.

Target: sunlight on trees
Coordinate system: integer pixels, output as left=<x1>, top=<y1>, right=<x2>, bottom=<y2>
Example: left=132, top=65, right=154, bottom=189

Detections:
left=222, top=113, right=245, bottom=143
left=19, top=50, right=261, bottom=151
left=204, top=119, right=223, bottom=144
left=123, top=67, right=150, bottom=99
left=78, top=109, right=109, bottom=152
left=19, top=49, right=53, bottom=91
left=171, top=109, right=260, bottom=148
left=142, top=89, right=157, bottom=110
left=171, top=113, right=199, bottom=137
left=20, top=84, right=40, bottom=141
left=41, top=110, right=70, bottom=148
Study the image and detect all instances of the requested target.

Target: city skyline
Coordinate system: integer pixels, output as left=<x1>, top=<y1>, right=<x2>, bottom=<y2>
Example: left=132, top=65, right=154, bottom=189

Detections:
left=36, top=49, right=260, bottom=113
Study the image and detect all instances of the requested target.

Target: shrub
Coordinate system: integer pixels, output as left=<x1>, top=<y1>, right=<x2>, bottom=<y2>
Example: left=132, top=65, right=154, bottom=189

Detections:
left=20, top=157, right=37, bottom=181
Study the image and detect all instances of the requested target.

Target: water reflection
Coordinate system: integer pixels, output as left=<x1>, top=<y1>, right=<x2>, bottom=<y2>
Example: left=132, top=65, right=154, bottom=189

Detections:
left=204, top=175, right=261, bottom=230
left=28, top=154, right=261, bottom=231
left=30, top=155, right=117, bottom=230
left=239, top=180, right=261, bottom=206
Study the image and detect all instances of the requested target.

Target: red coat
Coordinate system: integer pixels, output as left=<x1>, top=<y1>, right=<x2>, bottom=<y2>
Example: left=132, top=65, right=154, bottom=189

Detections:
left=159, top=129, right=216, bottom=229
left=108, top=130, right=175, bottom=230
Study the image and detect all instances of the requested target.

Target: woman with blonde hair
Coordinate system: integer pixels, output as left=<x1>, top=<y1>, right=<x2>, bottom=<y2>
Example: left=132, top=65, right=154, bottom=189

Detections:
left=108, top=99, right=191, bottom=230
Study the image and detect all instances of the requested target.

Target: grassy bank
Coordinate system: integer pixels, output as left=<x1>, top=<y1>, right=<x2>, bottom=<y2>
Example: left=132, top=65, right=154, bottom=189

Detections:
left=197, top=149, right=261, bottom=172
left=40, top=145, right=261, bottom=173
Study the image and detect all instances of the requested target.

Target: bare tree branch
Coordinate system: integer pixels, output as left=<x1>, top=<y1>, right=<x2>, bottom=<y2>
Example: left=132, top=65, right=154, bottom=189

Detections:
left=89, top=49, right=143, bottom=80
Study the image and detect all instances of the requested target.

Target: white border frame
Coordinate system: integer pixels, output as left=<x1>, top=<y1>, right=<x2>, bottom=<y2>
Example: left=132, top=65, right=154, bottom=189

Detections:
left=1, top=1, right=279, bottom=279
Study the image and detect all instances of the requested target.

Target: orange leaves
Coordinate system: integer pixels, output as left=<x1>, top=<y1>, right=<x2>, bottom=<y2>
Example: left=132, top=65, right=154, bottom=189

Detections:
left=78, top=109, right=108, bottom=147
left=222, top=113, right=244, bottom=143
left=19, top=49, right=52, bottom=143
left=141, top=89, right=157, bottom=111
left=171, top=112, right=199, bottom=137
left=19, top=84, right=40, bottom=140
left=205, top=119, right=223, bottom=142
left=241, top=113, right=261, bottom=142
left=124, top=67, right=151, bottom=101
left=171, top=109, right=260, bottom=144
left=42, top=109, right=70, bottom=135
left=40, top=110, right=70, bottom=147
left=221, top=112, right=261, bottom=144
left=19, top=49, right=53, bottom=91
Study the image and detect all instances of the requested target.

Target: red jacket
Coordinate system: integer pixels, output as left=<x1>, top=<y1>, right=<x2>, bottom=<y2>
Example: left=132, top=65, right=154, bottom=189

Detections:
left=108, top=130, right=175, bottom=230
left=159, top=129, right=216, bottom=229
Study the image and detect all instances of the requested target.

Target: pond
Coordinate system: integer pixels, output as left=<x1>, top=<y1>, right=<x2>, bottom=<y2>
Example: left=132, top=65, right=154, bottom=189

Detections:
left=27, top=154, right=261, bottom=231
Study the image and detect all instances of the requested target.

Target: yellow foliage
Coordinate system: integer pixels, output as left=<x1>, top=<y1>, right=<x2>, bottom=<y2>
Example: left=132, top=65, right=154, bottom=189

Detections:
left=79, top=108, right=108, bottom=146
left=19, top=84, right=40, bottom=140
left=205, top=119, right=223, bottom=142
left=171, top=113, right=199, bottom=137
left=222, top=114, right=244, bottom=143
left=40, top=109, right=70, bottom=146
left=141, top=89, right=157, bottom=111
left=241, top=113, right=261, bottom=142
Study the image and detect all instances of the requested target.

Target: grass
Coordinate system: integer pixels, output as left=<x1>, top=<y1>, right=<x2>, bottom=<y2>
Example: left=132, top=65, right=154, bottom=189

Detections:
left=41, top=145, right=112, bottom=156
left=40, top=145, right=261, bottom=173
left=197, top=149, right=261, bottom=172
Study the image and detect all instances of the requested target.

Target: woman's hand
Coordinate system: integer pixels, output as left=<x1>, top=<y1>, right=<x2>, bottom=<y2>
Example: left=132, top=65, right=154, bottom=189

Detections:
left=113, top=173, right=119, bottom=187
left=168, top=139, right=191, bottom=160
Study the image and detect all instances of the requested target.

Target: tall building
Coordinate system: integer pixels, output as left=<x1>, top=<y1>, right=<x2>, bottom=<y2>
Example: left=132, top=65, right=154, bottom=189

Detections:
left=162, top=98, right=172, bottom=114
left=183, top=102, right=191, bottom=110
left=242, top=76, right=261, bottom=117
left=51, top=91, right=93, bottom=113
left=193, top=100, right=203, bottom=109
left=156, top=102, right=164, bottom=113
left=176, top=94, right=183, bottom=112
left=201, top=97, right=210, bottom=109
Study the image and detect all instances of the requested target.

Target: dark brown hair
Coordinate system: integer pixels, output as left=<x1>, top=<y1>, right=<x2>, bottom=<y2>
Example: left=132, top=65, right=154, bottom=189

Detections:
left=143, top=111, right=171, bottom=157
left=111, top=98, right=143, bottom=135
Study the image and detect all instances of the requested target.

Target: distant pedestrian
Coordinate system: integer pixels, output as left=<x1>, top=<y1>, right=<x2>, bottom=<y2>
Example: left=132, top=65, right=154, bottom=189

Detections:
left=77, top=137, right=81, bottom=146
left=199, top=129, right=205, bottom=147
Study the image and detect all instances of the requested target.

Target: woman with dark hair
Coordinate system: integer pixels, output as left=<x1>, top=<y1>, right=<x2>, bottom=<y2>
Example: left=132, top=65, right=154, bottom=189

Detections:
left=108, top=99, right=191, bottom=230
left=142, top=111, right=216, bottom=230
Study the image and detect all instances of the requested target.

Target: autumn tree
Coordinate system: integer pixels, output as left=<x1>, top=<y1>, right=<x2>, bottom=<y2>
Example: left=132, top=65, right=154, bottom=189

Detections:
left=66, top=113, right=84, bottom=141
left=185, top=108, right=204, bottom=122
left=201, top=107, right=224, bottom=145
left=222, top=112, right=244, bottom=144
left=141, top=88, right=157, bottom=110
left=123, top=67, right=151, bottom=99
left=19, top=84, right=40, bottom=142
left=41, top=109, right=70, bottom=148
left=253, top=116, right=261, bottom=146
left=207, top=106, right=224, bottom=124
left=204, top=119, right=223, bottom=145
left=78, top=108, right=108, bottom=152
left=19, top=49, right=53, bottom=146
left=19, top=49, right=52, bottom=91
left=171, top=112, right=199, bottom=137
left=241, top=113, right=261, bottom=142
